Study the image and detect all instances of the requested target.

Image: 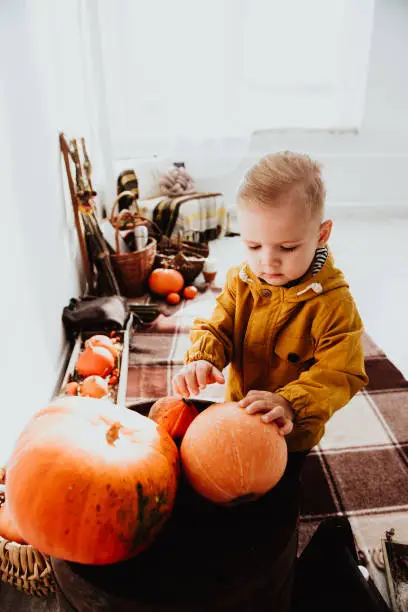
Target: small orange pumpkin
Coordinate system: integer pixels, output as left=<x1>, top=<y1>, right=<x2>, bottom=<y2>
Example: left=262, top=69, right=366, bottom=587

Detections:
left=148, top=268, right=184, bottom=296
left=85, top=335, right=119, bottom=360
left=148, top=397, right=199, bottom=442
left=76, top=345, right=114, bottom=378
left=65, top=381, right=79, bottom=396
left=183, top=286, right=197, bottom=300
left=166, top=292, right=181, bottom=305
left=80, top=376, right=109, bottom=399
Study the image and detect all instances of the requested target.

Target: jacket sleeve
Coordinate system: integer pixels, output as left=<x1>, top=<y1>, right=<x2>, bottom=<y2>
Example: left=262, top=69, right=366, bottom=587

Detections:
left=184, top=268, right=237, bottom=371
left=276, top=296, right=368, bottom=441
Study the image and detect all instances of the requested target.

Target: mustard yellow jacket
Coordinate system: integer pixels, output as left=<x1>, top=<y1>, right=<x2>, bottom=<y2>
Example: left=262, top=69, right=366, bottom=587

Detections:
left=185, top=252, right=368, bottom=452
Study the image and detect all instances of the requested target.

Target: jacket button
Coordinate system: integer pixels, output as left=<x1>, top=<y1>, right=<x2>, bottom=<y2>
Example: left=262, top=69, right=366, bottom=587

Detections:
left=288, top=353, right=300, bottom=363
left=261, top=289, right=272, bottom=298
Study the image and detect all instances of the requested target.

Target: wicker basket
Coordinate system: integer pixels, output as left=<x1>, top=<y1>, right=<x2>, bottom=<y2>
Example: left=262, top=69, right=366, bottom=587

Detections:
left=0, top=538, right=56, bottom=597
left=110, top=191, right=210, bottom=288
left=109, top=192, right=157, bottom=297
left=152, top=230, right=208, bottom=285
left=0, top=473, right=56, bottom=597
left=154, top=250, right=205, bottom=285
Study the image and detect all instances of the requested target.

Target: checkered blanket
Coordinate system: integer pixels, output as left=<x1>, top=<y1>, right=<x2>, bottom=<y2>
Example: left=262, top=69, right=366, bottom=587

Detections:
left=137, top=193, right=227, bottom=241
left=126, top=287, right=408, bottom=601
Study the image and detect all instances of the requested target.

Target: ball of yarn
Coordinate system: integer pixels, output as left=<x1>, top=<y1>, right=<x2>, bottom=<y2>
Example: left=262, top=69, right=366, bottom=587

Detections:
left=159, top=167, right=195, bottom=197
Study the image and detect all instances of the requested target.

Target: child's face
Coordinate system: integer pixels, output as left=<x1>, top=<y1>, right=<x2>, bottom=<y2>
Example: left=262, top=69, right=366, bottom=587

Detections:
left=237, top=196, right=332, bottom=286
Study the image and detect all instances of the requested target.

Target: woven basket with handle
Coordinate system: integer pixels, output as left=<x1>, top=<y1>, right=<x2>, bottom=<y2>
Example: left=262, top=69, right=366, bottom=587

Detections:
left=153, top=250, right=206, bottom=285
left=0, top=468, right=56, bottom=597
left=109, top=192, right=157, bottom=297
left=151, top=229, right=208, bottom=285
left=110, top=191, right=209, bottom=286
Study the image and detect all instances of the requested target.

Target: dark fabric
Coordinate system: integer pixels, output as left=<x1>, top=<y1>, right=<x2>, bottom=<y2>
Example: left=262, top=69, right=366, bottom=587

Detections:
left=62, top=295, right=129, bottom=337
left=292, top=517, right=389, bottom=612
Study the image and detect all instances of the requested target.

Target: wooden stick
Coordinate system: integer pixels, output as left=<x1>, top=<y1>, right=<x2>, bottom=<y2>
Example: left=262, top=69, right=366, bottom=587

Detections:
left=81, top=137, right=93, bottom=192
left=59, top=132, right=94, bottom=292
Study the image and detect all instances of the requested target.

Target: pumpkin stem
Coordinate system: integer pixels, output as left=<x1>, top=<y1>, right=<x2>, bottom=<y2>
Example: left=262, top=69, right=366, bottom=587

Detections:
left=106, top=421, right=122, bottom=445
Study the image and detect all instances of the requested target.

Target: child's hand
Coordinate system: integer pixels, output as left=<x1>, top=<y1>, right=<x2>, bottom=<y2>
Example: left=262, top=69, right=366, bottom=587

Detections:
left=238, top=391, right=294, bottom=436
left=173, top=360, right=225, bottom=397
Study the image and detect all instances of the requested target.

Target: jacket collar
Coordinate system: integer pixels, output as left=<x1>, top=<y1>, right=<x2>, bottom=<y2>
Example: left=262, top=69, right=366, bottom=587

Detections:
left=239, top=248, right=348, bottom=303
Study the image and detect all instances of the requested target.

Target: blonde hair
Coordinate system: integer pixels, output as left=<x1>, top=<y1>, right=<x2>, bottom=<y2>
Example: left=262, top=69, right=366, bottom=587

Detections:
left=237, top=151, right=326, bottom=219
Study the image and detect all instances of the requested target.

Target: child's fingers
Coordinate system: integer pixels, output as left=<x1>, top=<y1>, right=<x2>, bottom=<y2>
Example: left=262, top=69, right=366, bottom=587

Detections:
left=260, top=407, right=283, bottom=422
left=245, top=389, right=265, bottom=398
left=195, top=362, right=209, bottom=390
left=238, top=396, right=254, bottom=409
left=209, top=366, right=225, bottom=385
left=245, top=400, right=275, bottom=415
left=173, top=372, right=190, bottom=398
left=238, top=391, right=267, bottom=408
left=278, top=419, right=294, bottom=436
left=172, top=376, right=181, bottom=395
left=185, top=367, right=200, bottom=396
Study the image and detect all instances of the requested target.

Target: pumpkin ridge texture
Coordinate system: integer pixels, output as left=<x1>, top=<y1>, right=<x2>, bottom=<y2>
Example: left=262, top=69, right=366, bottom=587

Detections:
left=181, top=402, right=287, bottom=505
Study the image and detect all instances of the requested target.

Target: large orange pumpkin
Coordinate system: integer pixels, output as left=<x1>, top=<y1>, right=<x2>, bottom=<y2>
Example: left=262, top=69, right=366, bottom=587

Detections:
left=180, top=402, right=287, bottom=505
left=5, top=396, right=179, bottom=564
left=76, top=345, right=115, bottom=378
left=148, top=397, right=199, bottom=442
left=148, top=268, right=184, bottom=296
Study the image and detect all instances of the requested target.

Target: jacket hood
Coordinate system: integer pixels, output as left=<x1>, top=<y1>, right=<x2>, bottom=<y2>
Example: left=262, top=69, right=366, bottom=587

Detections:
left=238, top=249, right=348, bottom=303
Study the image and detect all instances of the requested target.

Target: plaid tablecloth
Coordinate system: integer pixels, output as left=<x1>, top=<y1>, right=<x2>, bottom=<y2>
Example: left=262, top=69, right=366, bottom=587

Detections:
left=127, top=287, right=408, bottom=601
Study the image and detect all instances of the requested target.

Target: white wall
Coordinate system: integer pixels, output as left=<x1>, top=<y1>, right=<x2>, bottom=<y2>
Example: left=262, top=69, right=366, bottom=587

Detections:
left=0, top=1, right=98, bottom=464
left=191, top=0, right=408, bottom=207
left=111, top=0, right=408, bottom=207
left=105, top=0, right=374, bottom=154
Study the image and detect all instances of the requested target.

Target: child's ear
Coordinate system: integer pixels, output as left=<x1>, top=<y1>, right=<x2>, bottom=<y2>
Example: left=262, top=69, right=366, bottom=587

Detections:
left=318, top=219, right=333, bottom=247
